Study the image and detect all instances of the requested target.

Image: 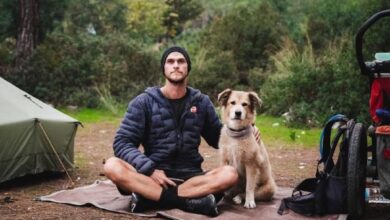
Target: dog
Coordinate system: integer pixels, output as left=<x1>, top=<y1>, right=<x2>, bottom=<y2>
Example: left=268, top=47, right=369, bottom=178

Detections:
left=217, top=89, right=276, bottom=209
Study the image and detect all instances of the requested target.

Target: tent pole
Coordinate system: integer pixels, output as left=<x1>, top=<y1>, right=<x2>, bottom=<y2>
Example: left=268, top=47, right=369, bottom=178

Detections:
left=36, top=120, right=75, bottom=187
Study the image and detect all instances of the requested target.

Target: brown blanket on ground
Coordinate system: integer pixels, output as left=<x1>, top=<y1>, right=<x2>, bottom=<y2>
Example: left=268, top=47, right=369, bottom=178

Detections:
left=37, top=179, right=345, bottom=220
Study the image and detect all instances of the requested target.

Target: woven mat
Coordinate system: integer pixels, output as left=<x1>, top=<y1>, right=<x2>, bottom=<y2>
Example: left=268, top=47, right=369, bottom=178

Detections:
left=37, top=179, right=346, bottom=220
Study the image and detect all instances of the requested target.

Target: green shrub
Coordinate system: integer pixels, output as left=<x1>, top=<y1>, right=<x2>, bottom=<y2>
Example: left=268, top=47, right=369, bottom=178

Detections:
left=190, top=49, right=238, bottom=102
left=262, top=36, right=370, bottom=127
left=188, top=1, right=284, bottom=99
left=5, top=31, right=160, bottom=107
left=206, top=2, right=283, bottom=72
left=0, top=37, right=15, bottom=69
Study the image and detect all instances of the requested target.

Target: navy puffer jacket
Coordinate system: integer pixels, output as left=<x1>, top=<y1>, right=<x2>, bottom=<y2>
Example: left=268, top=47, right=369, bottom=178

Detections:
left=113, top=86, right=222, bottom=176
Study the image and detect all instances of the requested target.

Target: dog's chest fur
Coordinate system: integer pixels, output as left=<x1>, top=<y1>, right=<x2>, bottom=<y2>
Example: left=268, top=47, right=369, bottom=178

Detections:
left=219, top=126, right=259, bottom=175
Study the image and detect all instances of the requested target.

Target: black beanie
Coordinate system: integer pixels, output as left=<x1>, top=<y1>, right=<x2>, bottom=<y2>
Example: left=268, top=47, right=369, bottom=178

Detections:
left=161, top=46, right=191, bottom=74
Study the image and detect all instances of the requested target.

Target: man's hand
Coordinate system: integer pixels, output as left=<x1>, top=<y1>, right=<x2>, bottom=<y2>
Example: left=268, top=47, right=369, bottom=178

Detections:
left=253, top=125, right=261, bottom=142
left=150, top=169, right=176, bottom=189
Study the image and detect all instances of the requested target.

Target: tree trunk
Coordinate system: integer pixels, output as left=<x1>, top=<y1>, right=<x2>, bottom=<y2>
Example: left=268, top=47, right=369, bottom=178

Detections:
left=14, top=0, right=39, bottom=69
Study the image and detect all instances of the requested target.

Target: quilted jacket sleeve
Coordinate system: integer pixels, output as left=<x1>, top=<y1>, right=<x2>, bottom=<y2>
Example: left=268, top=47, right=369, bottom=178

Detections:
left=113, top=96, right=156, bottom=176
left=201, top=95, right=222, bottom=149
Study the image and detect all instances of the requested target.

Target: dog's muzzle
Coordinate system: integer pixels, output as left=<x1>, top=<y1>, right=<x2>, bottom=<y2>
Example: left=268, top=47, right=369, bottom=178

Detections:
left=233, top=111, right=242, bottom=120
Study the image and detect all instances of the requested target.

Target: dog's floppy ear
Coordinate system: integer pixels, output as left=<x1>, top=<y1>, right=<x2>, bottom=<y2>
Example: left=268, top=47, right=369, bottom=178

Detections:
left=218, top=89, right=232, bottom=106
left=248, top=92, right=262, bottom=109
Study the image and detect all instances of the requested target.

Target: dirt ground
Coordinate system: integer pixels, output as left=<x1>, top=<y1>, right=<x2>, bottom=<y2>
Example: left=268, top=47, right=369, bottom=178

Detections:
left=0, top=121, right=389, bottom=219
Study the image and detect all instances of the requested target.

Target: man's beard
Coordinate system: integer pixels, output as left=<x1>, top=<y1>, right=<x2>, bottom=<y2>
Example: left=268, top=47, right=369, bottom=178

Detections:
left=165, top=72, right=188, bottom=85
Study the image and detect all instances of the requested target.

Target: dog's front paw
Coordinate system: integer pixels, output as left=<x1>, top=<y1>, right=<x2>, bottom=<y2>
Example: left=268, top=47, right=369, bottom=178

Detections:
left=232, top=195, right=242, bottom=204
left=244, top=200, right=256, bottom=209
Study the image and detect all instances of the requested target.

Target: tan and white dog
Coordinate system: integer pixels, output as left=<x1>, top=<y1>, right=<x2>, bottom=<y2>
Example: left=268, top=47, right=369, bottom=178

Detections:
left=218, top=89, right=276, bottom=209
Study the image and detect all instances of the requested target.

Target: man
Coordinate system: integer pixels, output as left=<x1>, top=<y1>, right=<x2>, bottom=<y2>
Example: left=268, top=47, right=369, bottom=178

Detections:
left=104, top=46, right=239, bottom=216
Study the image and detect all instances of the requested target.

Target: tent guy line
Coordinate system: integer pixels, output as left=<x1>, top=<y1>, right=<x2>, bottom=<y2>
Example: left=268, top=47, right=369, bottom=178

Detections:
left=37, top=120, right=75, bottom=187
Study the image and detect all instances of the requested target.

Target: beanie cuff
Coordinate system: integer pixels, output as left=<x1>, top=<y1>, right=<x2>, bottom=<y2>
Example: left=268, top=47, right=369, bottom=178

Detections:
left=161, top=46, right=191, bottom=74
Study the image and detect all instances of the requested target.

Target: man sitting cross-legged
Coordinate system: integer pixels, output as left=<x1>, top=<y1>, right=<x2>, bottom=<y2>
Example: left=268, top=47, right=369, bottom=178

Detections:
left=104, top=46, right=242, bottom=216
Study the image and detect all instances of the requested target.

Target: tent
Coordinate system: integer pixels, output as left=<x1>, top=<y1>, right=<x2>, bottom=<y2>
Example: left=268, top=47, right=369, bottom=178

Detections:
left=0, top=77, right=80, bottom=183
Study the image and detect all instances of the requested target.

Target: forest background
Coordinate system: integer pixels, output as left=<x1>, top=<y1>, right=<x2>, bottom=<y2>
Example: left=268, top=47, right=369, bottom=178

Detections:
left=1, top=0, right=390, bottom=127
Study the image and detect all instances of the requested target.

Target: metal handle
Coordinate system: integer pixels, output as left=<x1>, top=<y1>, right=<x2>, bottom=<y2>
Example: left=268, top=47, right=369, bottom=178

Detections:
left=355, top=9, right=390, bottom=75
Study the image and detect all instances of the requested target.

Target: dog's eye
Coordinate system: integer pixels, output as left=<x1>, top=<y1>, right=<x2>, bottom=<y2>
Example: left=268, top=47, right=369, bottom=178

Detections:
left=230, top=101, right=236, bottom=105
left=242, top=103, right=248, bottom=107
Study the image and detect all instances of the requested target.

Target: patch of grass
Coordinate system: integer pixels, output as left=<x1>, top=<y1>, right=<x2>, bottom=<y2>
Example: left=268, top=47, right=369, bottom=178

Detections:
left=61, top=107, right=323, bottom=148
left=256, top=115, right=322, bottom=149
left=60, top=108, right=123, bottom=123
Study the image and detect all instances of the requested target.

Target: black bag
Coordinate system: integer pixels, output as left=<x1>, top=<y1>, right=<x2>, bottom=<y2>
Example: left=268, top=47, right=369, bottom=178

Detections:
left=278, top=114, right=353, bottom=216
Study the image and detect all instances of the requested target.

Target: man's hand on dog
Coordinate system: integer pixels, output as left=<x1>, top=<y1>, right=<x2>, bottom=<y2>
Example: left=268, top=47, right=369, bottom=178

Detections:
left=253, top=125, right=261, bottom=142
left=151, top=169, right=177, bottom=188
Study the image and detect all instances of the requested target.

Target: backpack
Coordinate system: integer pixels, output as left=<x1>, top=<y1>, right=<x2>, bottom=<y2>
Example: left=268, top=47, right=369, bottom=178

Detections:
left=278, top=114, right=353, bottom=216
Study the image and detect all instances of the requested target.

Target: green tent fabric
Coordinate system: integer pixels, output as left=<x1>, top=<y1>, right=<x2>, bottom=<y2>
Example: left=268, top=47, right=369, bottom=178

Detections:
left=0, top=77, right=80, bottom=183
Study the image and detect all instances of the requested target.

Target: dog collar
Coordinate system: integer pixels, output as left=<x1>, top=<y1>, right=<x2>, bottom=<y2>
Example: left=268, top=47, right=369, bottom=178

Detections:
left=226, top=126, right=252, bottom=138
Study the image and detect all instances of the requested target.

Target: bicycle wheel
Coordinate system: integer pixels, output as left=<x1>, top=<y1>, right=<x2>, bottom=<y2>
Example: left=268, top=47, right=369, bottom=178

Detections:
left=347, top=123, right=367, bottom=218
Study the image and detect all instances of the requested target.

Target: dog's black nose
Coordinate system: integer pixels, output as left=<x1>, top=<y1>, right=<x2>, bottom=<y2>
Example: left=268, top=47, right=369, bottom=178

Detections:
left=235, top=111, right=242, bottom=117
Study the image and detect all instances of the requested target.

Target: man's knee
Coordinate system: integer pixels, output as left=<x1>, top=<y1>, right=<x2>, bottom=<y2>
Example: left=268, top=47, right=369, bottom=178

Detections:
left=220, top=165, right=239, bottom=185
left=104, top=157, right=133, bottom=181
left=210, top=165, right=238, bottom=190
